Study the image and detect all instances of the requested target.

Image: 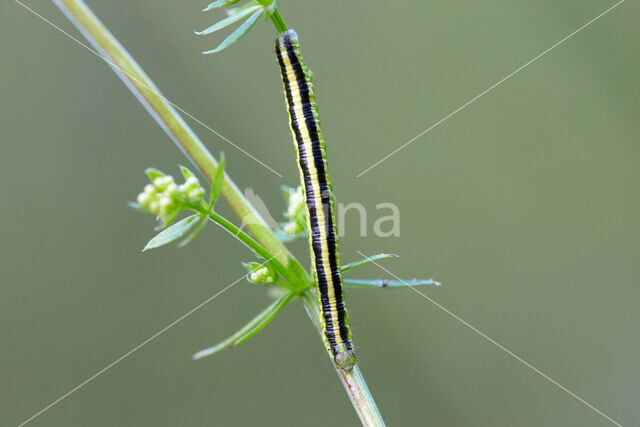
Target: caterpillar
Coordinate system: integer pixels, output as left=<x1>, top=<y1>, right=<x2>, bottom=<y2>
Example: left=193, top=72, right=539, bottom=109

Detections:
left=275, top=30, right=356, bottom=371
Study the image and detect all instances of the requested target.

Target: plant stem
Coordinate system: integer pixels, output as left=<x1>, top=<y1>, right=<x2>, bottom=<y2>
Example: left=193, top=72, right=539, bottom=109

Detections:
left=302, top=292, right=385, bottom=426
left=269, top=8, right=288, bottom=33
left=52, top=1, right=384, bottom=424
left=203, top=211, right=297, bottom=291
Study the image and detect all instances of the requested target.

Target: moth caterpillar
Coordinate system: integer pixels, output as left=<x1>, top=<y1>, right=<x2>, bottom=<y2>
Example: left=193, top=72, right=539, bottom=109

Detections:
left=275, top=30, right=356, bottom=370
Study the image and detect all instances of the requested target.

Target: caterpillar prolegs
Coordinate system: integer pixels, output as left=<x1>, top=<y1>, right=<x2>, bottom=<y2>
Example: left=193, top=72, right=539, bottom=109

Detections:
left=275, top=30, right=356, bottom=370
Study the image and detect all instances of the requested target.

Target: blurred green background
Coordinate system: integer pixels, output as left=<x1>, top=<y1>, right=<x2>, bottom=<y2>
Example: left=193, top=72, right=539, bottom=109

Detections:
left=1, top=1, right=638, bottom=425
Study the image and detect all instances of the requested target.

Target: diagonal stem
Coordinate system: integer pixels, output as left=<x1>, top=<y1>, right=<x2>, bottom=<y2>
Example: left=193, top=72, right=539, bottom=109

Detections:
left=302, top=291, right=385, bottom=425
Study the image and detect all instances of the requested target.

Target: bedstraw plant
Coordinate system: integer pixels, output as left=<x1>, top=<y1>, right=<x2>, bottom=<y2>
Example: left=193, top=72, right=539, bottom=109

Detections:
left=53, top=1, right=440, bottom=425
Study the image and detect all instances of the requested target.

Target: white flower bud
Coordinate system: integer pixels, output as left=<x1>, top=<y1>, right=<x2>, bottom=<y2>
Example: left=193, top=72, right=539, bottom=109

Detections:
left=144, top=184, right=156, bottom=196
left=158, top=196, right=176, bottom=219
left=153, top=177, right=164, bottom=190
left=165, top=182, right=178, bottom=196
left=188, top=188, right=205, bottom=202
left=149, top=201, right=159, bottom=214
left=185, top=176, right=200, bottom=189
left=246, top=265, right=276, bottom=285
left=159, top=196, right=172, bottom=209
left=154, top=176, right=175, bottom=192
left=137, top=192, right=150, bottom=206
left=286, top=186, right=304, bottom=218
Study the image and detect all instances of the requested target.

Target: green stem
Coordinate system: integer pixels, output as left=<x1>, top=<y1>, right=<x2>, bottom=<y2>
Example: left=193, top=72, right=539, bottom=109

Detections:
left=269, top=8, right=288, bottom=33
left=204, top=211, right=300, bottom=291
left=302, top=292, right=385, bottom=426
left=52, top=1, right=383, bottom=425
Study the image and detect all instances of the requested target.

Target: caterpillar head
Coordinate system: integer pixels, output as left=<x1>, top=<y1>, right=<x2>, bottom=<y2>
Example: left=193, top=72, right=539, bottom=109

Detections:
left=335, top=349, right=357, bottom=371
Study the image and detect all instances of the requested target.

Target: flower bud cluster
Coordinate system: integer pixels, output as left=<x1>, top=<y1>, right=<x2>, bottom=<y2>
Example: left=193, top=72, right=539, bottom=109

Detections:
left=136, top=170, right=206, bottom=223
left=281, top=185, right=306, bottom=236
left=180, top=176, right=206, bottom=203
left=249, top=267, right=274, bottom=284
left=243, top=261, right=277, bottom=285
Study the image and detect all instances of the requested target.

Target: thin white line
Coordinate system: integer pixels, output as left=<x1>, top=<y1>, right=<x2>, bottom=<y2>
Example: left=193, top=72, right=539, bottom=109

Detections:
left=15, top=259, right=267, bottom=427
left=356, top=0, right=625, bottom=178
left=355, top=250, right=622, bottom=426
left=13, top=0, right=283, bottom=178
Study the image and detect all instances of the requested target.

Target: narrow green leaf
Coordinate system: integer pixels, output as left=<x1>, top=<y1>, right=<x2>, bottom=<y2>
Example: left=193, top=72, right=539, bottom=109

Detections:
left=195, top=5, right=262, bottom=36
left=208, top=153, right=225, bottom=209
left=206, top=213, right=290, bottom=288
left=145, top=168, right=165, bottom=181
left=192, top=291, right=294, bottom=360
left=340, top=253, right=398, bottom=273
left=142, top=214, right=199, bottom=251
left=202, top=9, right=264, bottom=54
left=343, top=278, right=441, bottom=288
left=179, top=165, right=195, bottom=181
left=202, top=0, right=240, bottom=11
left=178, top=215, right=208, bottom=248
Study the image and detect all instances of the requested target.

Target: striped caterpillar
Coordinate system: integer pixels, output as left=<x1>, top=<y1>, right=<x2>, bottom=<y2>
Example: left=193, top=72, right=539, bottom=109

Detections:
left=275, top=30, right=356, bottom=370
